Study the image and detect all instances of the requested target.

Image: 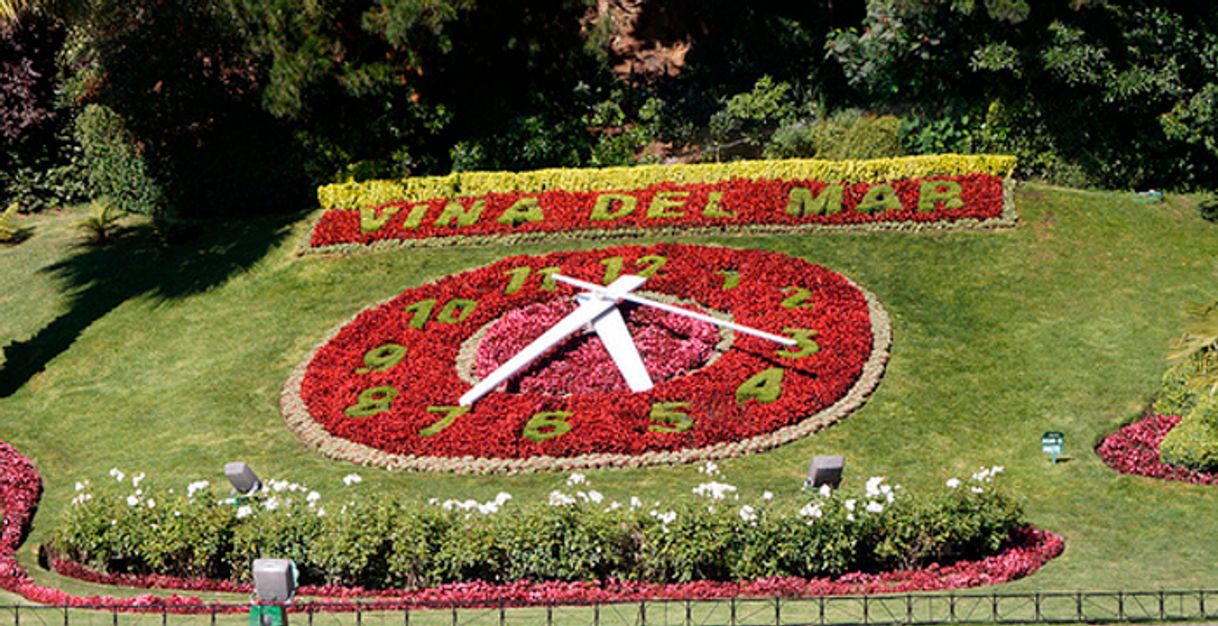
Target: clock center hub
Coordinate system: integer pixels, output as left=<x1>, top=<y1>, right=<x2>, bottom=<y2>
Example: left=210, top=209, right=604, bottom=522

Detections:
left=459, top=295, right=732, bottom=395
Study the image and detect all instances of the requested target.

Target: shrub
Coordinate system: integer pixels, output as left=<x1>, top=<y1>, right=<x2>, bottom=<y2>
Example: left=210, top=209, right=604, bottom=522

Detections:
left=1154, top=355, right=1207, bottom=417
left=73, top=199, right=123, bottom=245
left=782, top=110, right=905, bottom=161
left=50, top=469, right=1023, bottom=588
left=0, top=201, right=31, bottom=243
left=74, top=105, right=165, bottom=217
left=1201, top=196, right=1218, bottom=223
left=1160, top=395, right=1218, bottom=472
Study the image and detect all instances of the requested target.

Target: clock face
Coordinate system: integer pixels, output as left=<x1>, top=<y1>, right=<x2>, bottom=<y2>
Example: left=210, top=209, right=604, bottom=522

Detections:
left=282, top=243, right=890, bottom=473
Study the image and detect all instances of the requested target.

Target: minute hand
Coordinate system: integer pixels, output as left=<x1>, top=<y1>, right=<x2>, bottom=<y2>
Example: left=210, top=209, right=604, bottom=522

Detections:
left=551, top=274, right=797, bottom=346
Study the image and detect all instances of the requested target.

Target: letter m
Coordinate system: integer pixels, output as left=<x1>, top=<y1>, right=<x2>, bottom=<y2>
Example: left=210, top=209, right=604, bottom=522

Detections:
left=786, top=185, right=843, bottom=217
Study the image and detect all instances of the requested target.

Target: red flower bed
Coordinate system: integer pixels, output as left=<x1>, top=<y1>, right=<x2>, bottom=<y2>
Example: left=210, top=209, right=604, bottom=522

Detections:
left=309, top=174, right=1008, bottom=250
left=283, top=244, right=892, bottom=472
left=1097, top=413, right=1218, bottom=484
left=49, top=527, right=1064, bottom=606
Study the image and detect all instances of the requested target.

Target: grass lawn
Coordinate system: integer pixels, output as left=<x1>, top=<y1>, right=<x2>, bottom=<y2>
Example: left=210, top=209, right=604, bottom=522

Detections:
left=1, top=183, right=1216, bottom=602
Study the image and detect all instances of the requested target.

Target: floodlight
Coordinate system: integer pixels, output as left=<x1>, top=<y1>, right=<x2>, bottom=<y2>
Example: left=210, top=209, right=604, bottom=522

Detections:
left=253, top=558, right=296, bottom=604
left=224, top=461, right=262, bottom=496
left=805, top=455, right=844, bottom=490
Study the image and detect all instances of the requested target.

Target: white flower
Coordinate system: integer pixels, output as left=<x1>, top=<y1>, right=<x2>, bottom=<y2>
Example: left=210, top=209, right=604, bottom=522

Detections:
left=818, top=484, right=833, bottom=499
left=427, top=497, right=439, bottom=505
left=762, top=491, right=774, bottom=501
left=565, top=472, right=587, bottom=486
left=494, top=492, right=512, bottom=505
left=946, top=478, right=961, bottom=489
left=70, top=493, right=93, bottom=506
left=307, top=491, right=321, bottom=502
left=236, top=505, right=253, bottom=519
left=586, top=490, right=604, bottom=504
left=126, top=495, right=139, bottom=507
left=698, top=461, right=721, bottom=477
left=316, top=507, right=326, bottom=517
left=738, top=505, right=758, bottom=523
left=270, top=479, right=290, bottom=492
left=629, top=496, right=642, bottom=508
left=146, top=499, right=156, bottom=509
left=263, top=497, right=280, bottom=511
left=692, top=481, right=737, bottom=500
left=109, top=468, right=125, bottom=482
left=651, top=510, right=677, bottom=525
left=548, top=490, right=576, bottom=506
left=186, top=480, right=210, bottom=498
left=342, top=473, right=363, bottom=486
left=971, top=486, right=985, bottom=494
left=74, top=481, right=86, bottom=492
left=844, top=499, right=856, bottom=512
left=132, top=472, right=145, bottom=488
left=799, top=502, right=823, bottom=519
left=865, top=501, right=884, bottom=514
left=865, top=476, right=884, bottom=498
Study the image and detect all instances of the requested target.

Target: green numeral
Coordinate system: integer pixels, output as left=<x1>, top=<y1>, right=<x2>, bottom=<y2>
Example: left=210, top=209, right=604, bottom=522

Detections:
left=404, top=297, right=477, bottom=328
left=600, top=256, right=625, bottom=284
left=777, top=328, right=819, bottom=359
left=523, top=410, right=573, bottom=442
left=636, top=255, right=668, bottom=278
left=780, top=286, right=816, bottom=310
left=419, top=405, right=470, bottom=437
left=648, top=402, right=693, bottom=433
left=357, top=343, right=407, bottom=374
left=403, top=298, right=436, bottom=329
left=345, top=386, right=398, bottom=418
left=503, top=267, right=531, bottom=295
left=716, top=270, right=741, bottom=291
left=503, top=265, right=560, bottom=294
left=736, top=368, right=785, bottom=405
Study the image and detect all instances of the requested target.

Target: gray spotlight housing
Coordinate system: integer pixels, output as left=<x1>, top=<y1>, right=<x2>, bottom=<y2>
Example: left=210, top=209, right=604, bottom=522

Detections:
left=253, top=558, right=296, bottom=603
left=225, top=461, right=262, bottom=496
left=805, top=455, right=844, bottom=490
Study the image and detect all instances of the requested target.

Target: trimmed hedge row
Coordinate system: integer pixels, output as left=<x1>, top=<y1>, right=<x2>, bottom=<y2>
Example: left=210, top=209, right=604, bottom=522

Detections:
left=50, top=471, right=1021, bottom=589
left=317, top=155, right=1017, bottom=211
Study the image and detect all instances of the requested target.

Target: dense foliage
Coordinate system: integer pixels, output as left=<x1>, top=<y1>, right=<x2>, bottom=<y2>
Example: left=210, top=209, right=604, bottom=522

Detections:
left=1157, top=300, right=1218, bottom=471
left=1, top=0, right=1216, bottom=216
left=50, top=468, right=1022, bottom=588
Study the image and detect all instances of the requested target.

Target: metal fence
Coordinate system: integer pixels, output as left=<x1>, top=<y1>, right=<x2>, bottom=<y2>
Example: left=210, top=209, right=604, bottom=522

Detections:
left=4, top=590, right=1218, bottom=626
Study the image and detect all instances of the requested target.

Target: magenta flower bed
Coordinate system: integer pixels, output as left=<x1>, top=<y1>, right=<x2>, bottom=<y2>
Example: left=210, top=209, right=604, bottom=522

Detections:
left=1096, top=413, right=1218, bottom=484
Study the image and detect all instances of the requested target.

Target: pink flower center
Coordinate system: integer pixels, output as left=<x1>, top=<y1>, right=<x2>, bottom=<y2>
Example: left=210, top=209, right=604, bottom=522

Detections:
left=473, top=299, right=722, bottom=395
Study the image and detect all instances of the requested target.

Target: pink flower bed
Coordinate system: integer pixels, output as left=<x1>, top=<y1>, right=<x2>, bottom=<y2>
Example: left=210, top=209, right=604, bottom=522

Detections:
left=1096, top=413, right=1218, bottom=484
left=475, top=300, right=721, bottom=395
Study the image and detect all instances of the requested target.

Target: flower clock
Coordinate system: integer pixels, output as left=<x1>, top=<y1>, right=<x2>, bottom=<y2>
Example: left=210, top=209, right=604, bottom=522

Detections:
left=282, top=243, right=891, bottom=473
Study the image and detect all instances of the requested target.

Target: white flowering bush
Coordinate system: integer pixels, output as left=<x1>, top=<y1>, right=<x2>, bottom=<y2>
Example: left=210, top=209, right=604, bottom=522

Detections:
left=49, top=467, right=1021, bottom=587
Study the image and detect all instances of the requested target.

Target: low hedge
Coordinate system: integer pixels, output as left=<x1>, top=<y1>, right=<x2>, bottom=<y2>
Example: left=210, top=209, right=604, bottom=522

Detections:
left=317, top=154, right=1017, bottom=212
left=50, top=470, right=1021, bottom=589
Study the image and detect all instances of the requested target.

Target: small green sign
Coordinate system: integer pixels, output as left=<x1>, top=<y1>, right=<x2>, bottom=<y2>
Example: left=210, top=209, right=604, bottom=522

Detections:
left=1041, top=431, right=1065, bottom=463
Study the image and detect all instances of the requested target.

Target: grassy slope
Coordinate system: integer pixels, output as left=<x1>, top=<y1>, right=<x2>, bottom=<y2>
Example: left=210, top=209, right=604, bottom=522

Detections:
left=0, top=184, right=1216, bottom=602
